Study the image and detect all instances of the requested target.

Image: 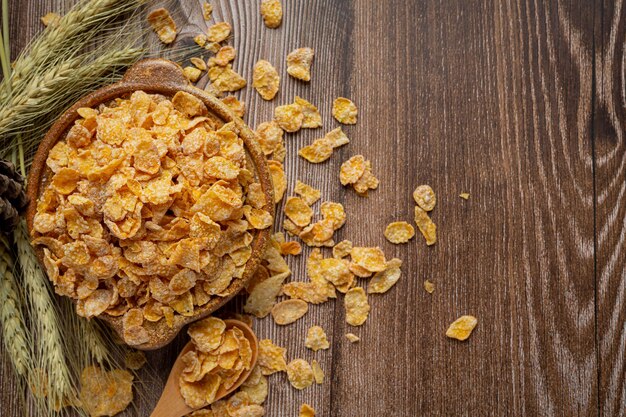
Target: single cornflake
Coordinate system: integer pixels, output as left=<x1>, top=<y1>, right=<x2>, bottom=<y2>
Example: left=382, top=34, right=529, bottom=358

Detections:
left=294, top=181, right=320, bottom=206
left=207, top=22, right=231, bottom=43
left=320, top=201, right=346, bottom=229
left=332, top=240, right=353, bottom=259
left=368, top=262, right=402, bottom=294
left=268, top=161, right=287, bottom=203
left=41, top=12, right=60, bottom=27
left=413, top=185, right=436, bottom=211
left=147, top=8, right=177, bottom=44
left=243, top=206, right=273, bottom=229
left=271, top=299, right=309, bottom=325
left=345, top=333, right=360, bottom=343
left=194, top=34, right=208, bottom=47
left=212, top=46, right=237, bottom=66
left=240, top=366, right=268, bottom=404
left=350, top=247, right=386, bottom=272
left=183, top=66, right=202, bottom=83
left=188, top=316, right=226, bottom=352
left=221, top=95, right=245, bottom=117
left=287, top=47, right=314, bottom=82
left=460, top=192, right=470, bottom=200
left=339, top=155, right=366, bottom=185
left=125, top=350, right=147, bottom=370
left=295, top=96, right=322, bottom=128
left=414, top=206, right=437, bottom=245
left=299, top=128, right=349, bottom=163
left=80, top=366, right=134, bottom=417
left=332, top=97, right=358, bottom=124
left=384, top=221, right=415, bottom=244
left=311, top=360, right=324, bottom=384
left=279, top=241, right=302, bottom=256
left=305, top=326, right=329, bottom=351
left=202, top=2, right=213, bottom=20
left=446, top=315, right=478, bottom=341
left=286, top=359, right=314, bottom=390
left=253, top=60, right=280, bottom=100
left=244, top=272, right=289, bottom=318
left=260, top=0, right=282, bottom=28
left=300, top=404, right=316, bottom=417
left=282, top=281, right=330, bottom=304
left=344, top=287, right=369, bottom=326
left=348, top=158, right=378, bottom=196
left=424, top=280, right=435, bottom=294
left=274, top=102, right=304, bottom=132
left=258, top=339, right=287, bottom=375
left=256, top=121, right=284, bottom=156
left=208, top=65, right=247, bottom=92
left=191, top=57, right=207, bottom=71
left=284, top=197, right=314, bottom=227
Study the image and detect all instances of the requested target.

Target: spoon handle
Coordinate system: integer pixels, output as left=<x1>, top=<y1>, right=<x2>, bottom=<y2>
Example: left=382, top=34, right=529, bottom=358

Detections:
left=150, top=352, right=194, bottom=417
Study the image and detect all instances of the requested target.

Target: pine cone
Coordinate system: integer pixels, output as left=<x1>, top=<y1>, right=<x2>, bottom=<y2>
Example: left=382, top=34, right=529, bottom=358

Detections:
left=0, top=159, right=28, bottom=234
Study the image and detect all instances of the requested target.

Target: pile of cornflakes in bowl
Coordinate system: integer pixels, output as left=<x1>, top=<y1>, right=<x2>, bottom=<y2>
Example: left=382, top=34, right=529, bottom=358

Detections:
left=31, top=90, right=273, bottom=346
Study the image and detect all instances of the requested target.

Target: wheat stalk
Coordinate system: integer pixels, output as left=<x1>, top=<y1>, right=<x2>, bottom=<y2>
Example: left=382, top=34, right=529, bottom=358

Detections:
left=0, top=235, right=32, bottom=378
left=14, top=221, right=73, bottom=411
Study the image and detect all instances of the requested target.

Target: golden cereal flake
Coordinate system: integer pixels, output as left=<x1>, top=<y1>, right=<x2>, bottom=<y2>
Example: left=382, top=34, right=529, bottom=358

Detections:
left=240, top=366, right=268, bottom=404
left=212, top=46, right=237, bottom=66
left=311, top=360, right=324, bottom=384
left=202, top=2, right=213, bottom=20
left=258, top=339, right=287, bottom=375
left=352, top=160, right=379, bottom=196
left=332, top=97, right=357, bottom=124
left=384, top=221, right=415, bottom=244
left=124, top=350, right=147, bottom=370
left=279, top=240, right=302, bottom=256
left=344, top=287, right=369, bottom=326
left=244, top=272, right=289, bottom=318
left=268, top=160, right=287, bottom=203
left=194, top=33, right=208, bottom=47
left=460, top=192, right=470, bottom=200
left=350, top=247, right=386, bottom=273
left=287, top=47, right=314, bottom=82
left=282, top=281, right=330, bottom=304
left=147, top=8, right=177, bottom=44
left=368, top=264, right=402, bottom=294
left=274, top=102, right=304, bottom=132
left=221, top=95, right=245, bottom=118
left=295, top=96, right=322, bottom=128
left=446, top=315, right=478, bottom=341
left=286, top=359, right=314, bottom=390
left=208, top=65, right=247, bottom=92
left=305, top=326, right=329, bottom=351
left=345, top=333, right=360, bottom=343
left=191, top=57, right=208, bottom=71
left=253, top=60, right=280, bottom=100
left=298, top=138, right=333, bottom=163
left=414, top=206, right=437, bottom=245
left=172, top=91, right=208, bottom=117
left=413, top=185, right=436, bottom=211
left=271, top=299, right=309, bottom=325
left=424, top=280, right=435, bottom=294
left=340, top=155, right=366, bottom=185
left=320, top=201, right=346, bottom=229
left=183, top=66, right=202, bottom=83
left=207, top=22, right=232, bottom=43
left=260, top=0, right=282, bottom=28
left=188, top=316, right=226, bottom=352
left=300, top=404, right=316, bottom=417
left=284, top=197, right=314, bottom=227
left=256, top=121, right=284, bottom=156
left=243, top=206, right=273, bottom=229
left=40, top=12, right=60, bottom=27
left=294, top=181, right=320, bottom=206
left=80, top=366, right=134, bottom=417
left=332, top=240, right=353, bottom=259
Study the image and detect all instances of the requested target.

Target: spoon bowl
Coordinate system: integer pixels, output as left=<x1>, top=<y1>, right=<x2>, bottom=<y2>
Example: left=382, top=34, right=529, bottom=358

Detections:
left=150, top=319, right=259, bottom=417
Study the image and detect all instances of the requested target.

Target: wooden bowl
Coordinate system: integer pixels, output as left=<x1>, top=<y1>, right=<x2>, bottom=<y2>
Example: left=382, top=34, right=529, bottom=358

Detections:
left=26, top=59, right=274, bottom=350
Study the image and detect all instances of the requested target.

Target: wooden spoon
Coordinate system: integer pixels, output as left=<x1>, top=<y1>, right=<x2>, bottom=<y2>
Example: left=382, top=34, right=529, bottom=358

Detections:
left=150, top=319, right=259, bottom=417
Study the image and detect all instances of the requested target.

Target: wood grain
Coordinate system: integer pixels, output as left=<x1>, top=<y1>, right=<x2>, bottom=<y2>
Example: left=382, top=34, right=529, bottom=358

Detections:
left=1, top=0, right=624, bottom=416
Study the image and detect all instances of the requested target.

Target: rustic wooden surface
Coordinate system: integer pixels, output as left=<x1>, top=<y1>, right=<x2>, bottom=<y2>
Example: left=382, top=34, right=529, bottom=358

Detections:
left=1, top=0, right=625, bottom=416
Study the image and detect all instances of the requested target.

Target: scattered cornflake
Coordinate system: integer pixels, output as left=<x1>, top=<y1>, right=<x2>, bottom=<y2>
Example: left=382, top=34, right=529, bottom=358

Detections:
left=311, top=360, right=324, bottom=385
left=299, top=403, right=316, bottom=417
left=295, top=96, right=322, bottom=128
left=258, top=339, right=287, bottom=375
left=384, top=221, right=415, bottom=244
left=294, top=181, right=321, bottom=206
left=332, top=240, right=353, bottom=259
left=287, top=47, right=314, bottom=81
left=284, top=197, right=314, bottom=227
left=305, top=326, right=330, bottom=351
left=40, top=12, right=60, bottom=27
left=424, top=280, right=435, bottom=294
left=344, top=287, right=370, bottom=326
left=299, top=128, right=349, bottom=163
left=282, top=281, right=331, bottom=304
left=368, top=260, right=402, bottom=294
left=260, top=0, right=283, bottom=28
left=340, top=155, right=378, bottom=195
left=413, top=185, right=436, bottom=211
left=460, top=192, right=470, bottom=200
left=212, top=46, right=237, bottom=66
left=183, top=66, right=202, bottom=82
left=147, top=8, right=177, bottom=44
left=274, top=102, right=304, bottom=132
left=332, top=97, right=358, bottom=124
left=124, top=350, right=147, bottom=370
left=208, top=65, right=247, bottom=92
left=240, top=366, right=268, bottom=405
left=221, top=95, right=245, bottom=118
left=202, top=2, right=213, bottom=20
left=286, top=359, right=314, bottom=390
left=446, top=315, right=478, bottom=341
left=345, top=333, right=360, bottom=343
left=350, top=247, right=386, bottom=273
left=80, top=366, right=134, bottom=417
left=244, top=272, right=289, bottom=318
left=268, top=160, right=287, bottom=203
left=271, top=299, right=309, bottom=325
left=190, top=57, right=207, bottom=71
left=194, top=33, right=208, bottom=47
left=207, top=21, right=232, bottom=43
left=414, top=206, right=437, bottom=245
left=279, top=240, right=302, bottom=256
left=253, top=60, right=280, bottom=100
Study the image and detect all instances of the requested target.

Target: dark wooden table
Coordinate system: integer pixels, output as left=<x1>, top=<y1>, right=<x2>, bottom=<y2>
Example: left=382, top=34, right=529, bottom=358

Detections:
left=1, top=0, right=624, bottom=416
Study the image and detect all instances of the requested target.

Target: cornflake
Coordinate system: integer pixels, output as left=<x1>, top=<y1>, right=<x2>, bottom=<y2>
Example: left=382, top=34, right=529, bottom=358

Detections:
left=384, top=221, right=415, bottom=244
left=424, top=280, right=435, bottom=294
left=274, top=102, right=304, bottom=132
left=345, top=333, right=360, bottom=343
left=271, top=299, right=309, bottom=325
left=257, top=339, right=287, bottom=375
left=207, top=22, right=232, bottom=43
left=333, top=240, right=353, bottom=259
left=267, top=161, right=287, bottom=203
left=191, top=57, right=207, bottom=71
left=344, top=287, right=370, bottom=326
left=183, top=66, right=202, bottom=83
left=260, top=0, right=282, bottom=28
left=413, top=185, right=436, bottom=211
left=256, top=121, right=284, bottom=157
left=208, top=65, right=247, bottom=92
left=279, top=241, right=302, bottom=256
left=368, top=260, right=402, bottom=294
left=202, top=2, right=213, bottom=20
left=295, top=96, right=322, bottom=128
left=341, top=156, right=378, bottom=196
left=240, top=366, right=268, bottom=404
left=300, top=404, right=316, bottom=417
left=350, top=247, right=386, bottom=273
left=299, top=128, right=349, bottom=163
left=284, top=197, right=314, bottom=227
left=80, top=366, right=134, bottom=417
left=305, top=326, right=329, bottom=351
left=253, top=60, right=280, bottom=100
left=287, top=47, right=314, bottom=82
left=286, top=359, right=314, bottom=390
left=446, top=315, right=478, bottom=341
left=414, top=206, right=437, bottom=245
left=332, top=97, right=358, bottom=124
left=147, top=8, right=177, bottom=44
left=294, top=181, right=320, bottom=206
left=221, top=96, right=245, bottom=118
left=460, top=192, right=470, bottom=200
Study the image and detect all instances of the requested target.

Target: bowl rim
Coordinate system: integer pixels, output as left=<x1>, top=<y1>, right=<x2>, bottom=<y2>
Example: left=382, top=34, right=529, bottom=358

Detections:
left=26, top=58, right=274, bottom=350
